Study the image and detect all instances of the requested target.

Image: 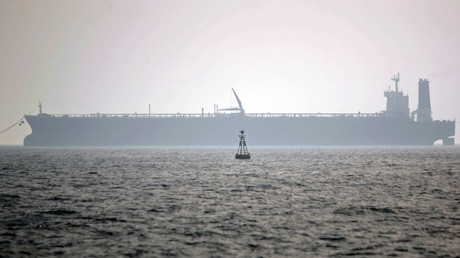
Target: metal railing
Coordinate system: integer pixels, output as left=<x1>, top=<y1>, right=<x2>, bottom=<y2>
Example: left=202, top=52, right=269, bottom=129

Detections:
left=32, top=112, right=387, bottom=119
left=245, top=112, right=385, bottom=118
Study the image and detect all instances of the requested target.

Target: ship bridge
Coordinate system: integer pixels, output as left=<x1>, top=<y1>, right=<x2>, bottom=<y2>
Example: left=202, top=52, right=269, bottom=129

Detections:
left=384, top=73, right=409, bottom=118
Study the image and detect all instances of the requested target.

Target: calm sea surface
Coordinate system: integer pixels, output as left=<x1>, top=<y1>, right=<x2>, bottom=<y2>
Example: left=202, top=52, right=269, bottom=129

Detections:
left=0, top=146, right=459, bottom=257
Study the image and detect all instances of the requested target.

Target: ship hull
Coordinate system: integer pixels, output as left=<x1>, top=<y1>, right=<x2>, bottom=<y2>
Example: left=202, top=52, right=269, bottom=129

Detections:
left=23, top=115, right=455, bottom=146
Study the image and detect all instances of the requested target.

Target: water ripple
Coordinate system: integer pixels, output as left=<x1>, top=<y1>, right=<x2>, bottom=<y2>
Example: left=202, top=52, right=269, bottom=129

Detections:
left=0, top=146, right=459, bottom=256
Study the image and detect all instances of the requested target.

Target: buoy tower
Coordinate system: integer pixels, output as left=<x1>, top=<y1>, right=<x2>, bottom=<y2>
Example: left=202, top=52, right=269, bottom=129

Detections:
left=235, top=130, right=251, bottom=159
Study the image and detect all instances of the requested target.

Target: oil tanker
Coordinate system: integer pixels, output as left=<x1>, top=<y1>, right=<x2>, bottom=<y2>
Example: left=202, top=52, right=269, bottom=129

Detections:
left=24, top=74, right=455, bottom=146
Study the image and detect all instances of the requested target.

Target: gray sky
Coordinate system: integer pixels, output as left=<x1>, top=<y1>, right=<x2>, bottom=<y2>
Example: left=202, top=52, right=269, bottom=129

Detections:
left=1, top=0, right=459, bottom=145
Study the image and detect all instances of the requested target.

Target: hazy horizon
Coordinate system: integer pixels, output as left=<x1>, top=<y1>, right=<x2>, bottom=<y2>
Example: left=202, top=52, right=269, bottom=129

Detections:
left=1, top=0, right=459, bottom=145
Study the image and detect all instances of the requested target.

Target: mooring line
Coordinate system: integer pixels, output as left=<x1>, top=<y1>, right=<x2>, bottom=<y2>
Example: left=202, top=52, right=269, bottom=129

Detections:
left=0, top=117, right=25, bottom=136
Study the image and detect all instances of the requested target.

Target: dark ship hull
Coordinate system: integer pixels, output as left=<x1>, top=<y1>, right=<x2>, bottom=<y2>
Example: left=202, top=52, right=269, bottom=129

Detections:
left=23, top=113, right=455, bottom=146
left=23, top=75, right=455, bottom=147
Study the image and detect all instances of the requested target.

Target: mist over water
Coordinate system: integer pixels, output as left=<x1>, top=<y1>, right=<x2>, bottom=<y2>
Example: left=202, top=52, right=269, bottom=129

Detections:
left=1, top=147, right=459, bottom=256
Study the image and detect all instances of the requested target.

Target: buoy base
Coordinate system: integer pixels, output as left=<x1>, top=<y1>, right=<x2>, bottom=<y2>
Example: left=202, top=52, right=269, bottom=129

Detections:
left=235, top=154, right=251, bottom=159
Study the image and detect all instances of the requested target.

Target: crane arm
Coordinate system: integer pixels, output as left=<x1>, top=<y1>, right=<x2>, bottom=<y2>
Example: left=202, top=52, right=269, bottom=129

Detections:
left=232, top=88, right=244, bottom=112
left=218, top=107, right=241, bottom=111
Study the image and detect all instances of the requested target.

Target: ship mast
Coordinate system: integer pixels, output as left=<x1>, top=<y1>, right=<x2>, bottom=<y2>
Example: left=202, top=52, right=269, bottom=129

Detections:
left=391, top=73, right=400, bottom=92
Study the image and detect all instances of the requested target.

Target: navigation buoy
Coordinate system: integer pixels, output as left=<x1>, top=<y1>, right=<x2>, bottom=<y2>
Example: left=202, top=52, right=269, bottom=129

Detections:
left=235, top=130, right=250, bottom=159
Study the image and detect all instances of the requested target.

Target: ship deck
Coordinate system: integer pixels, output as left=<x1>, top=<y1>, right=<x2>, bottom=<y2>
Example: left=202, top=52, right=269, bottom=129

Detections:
left=31, top=112, right=386, bottom=119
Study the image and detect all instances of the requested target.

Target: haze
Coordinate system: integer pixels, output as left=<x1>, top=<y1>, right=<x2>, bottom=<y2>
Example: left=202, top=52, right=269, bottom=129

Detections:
left=1, top=0, right=459, bottom=145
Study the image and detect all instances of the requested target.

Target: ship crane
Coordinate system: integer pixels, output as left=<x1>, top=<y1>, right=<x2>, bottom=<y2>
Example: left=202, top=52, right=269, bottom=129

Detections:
left=217, top=88, right=245, bottom=115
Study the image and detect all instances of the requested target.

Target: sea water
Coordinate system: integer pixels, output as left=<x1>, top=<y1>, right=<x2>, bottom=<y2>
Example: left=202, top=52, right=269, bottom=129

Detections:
left=0, top=146, right=459, bottom=257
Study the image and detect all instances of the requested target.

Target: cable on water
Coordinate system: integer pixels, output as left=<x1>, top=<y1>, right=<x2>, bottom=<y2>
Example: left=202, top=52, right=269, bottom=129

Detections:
left=0, top=117, right=26, bottom=136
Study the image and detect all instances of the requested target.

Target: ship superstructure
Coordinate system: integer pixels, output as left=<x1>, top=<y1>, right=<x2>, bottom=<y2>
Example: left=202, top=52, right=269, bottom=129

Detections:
left=414, top=78, right=433, bottom=123
left=384, top=73, right=409, bottom=118
left=24, top=74, right=455, bottom=146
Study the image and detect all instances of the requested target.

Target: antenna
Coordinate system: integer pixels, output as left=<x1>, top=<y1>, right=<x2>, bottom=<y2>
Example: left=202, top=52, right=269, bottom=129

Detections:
left=39, top=101, right=42, bottom=115
left=391, top=73, right=400, bottom=92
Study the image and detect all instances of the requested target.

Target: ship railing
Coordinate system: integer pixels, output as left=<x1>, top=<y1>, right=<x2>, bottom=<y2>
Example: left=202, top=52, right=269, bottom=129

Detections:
left=246, top=112, right=385, bottom=118
left=37, top=112, right=386, bottom=118
left=45, top=113, right=214, bottom=118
